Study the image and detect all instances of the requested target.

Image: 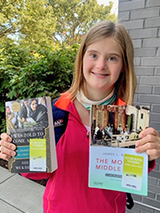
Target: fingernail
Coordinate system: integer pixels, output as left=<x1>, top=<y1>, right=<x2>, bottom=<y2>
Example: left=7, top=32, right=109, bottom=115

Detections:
left=135, top=147, right=140, bottom=153
left=8, top=138, right=12, bottom=142
left=136, top=142, right=140, bottom=147
left=11, top=145, right=15, bottom=150
left=11, top=151, right=16, bottom=156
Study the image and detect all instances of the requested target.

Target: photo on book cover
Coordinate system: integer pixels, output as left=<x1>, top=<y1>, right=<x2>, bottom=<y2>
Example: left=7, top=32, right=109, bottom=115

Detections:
left=91, top=105, right=150, bottom=148
left=6, top=97, right=48, bottom=133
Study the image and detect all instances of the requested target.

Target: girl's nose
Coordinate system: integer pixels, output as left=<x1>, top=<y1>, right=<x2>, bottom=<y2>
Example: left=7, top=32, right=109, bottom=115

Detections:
left=96, top=58, right=107, bottom=70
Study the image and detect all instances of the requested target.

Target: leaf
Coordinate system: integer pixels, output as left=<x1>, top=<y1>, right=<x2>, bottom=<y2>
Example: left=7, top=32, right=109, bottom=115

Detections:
left=8, top=90, right=17, bottom=99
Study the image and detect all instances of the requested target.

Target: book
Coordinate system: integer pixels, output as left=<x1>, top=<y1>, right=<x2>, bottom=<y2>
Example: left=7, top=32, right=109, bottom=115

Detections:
left=89, top=104, right=150, bottom=196
left=5, top=97, right=57, bottom=173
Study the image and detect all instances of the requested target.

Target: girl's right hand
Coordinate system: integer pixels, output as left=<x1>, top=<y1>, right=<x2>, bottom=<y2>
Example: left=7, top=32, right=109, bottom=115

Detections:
left=0, top=133, right=16, bottom=161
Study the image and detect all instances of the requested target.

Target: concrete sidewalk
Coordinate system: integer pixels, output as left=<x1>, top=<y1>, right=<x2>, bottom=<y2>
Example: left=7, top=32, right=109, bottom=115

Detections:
left=0, top=166, right=45, bottom=213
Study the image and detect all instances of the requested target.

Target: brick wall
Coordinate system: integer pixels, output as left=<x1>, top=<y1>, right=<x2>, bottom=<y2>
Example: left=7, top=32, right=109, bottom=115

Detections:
left=118, top=0, right=160, bottom=212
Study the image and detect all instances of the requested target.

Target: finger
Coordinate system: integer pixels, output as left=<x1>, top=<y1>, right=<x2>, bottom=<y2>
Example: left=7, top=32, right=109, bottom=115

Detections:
left=0, top=152, right=11, bottom=161
left=0, top=140, right=16, bottom=150
left=136, top=134, right=157, bottom=147
left=135, top=139, right=160, bottom=155
left=0, top=146, right=16, bottom=158
left=0, top=133, right=12, bottom=142
left=139, top=127, right=159, bottom=138
left=146, top=149, right=160, bottom=161
left=136, top=140, right=156, bottom=153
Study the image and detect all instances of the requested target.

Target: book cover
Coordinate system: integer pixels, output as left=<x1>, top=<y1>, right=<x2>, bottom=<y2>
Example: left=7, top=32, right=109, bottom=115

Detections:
left=89, top=105, right=150, bottom=195
left=5, top=97, right=57, bottom=173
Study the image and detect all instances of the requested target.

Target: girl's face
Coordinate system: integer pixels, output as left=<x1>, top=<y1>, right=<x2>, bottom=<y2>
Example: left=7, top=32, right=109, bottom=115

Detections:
left=83, top=37, right=122, bottom=100
left=31, top=100, right=37, bottom=111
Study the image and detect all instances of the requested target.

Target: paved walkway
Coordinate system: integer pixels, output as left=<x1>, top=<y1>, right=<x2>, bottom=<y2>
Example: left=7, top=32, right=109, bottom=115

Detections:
left=1, top=165, right=160, bottom=213
left=0, top=166, right=45, bottom=213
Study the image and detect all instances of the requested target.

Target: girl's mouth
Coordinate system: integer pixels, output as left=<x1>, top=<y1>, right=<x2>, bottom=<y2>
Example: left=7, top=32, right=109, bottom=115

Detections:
left=92, top=72, right=109, bottom=77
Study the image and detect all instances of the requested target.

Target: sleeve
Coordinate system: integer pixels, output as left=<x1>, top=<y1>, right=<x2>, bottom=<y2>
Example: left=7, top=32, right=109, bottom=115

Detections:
left=148, top=160, right=156, bottom=173
left=21, top=172, right=52, bottom=180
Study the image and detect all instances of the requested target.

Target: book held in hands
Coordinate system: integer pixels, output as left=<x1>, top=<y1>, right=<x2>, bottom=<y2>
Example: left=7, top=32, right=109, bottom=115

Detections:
left=89, top=104, right=150, bottom=196
left=5, top=97, right=57, bottom=173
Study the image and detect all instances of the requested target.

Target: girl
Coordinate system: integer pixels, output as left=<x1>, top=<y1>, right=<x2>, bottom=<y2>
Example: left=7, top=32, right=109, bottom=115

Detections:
left=1, top=20, right=160, bottom=213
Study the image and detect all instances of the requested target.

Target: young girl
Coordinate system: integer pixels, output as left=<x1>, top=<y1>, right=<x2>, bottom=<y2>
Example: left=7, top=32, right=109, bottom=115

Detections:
left=1, top=20, right=160, bottom=213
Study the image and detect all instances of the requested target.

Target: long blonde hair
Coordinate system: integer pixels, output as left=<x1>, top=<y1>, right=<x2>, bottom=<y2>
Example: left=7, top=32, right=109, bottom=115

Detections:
left=67, top=20, right=137, bottom=105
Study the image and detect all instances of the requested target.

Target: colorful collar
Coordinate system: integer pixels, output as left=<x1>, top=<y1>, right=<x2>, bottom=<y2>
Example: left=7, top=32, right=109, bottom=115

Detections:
left=76, top=89, right=117, bottom=110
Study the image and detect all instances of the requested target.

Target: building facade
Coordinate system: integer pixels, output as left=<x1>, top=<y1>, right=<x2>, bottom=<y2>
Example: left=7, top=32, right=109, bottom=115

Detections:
left=118, top=0, right=160, bottom=212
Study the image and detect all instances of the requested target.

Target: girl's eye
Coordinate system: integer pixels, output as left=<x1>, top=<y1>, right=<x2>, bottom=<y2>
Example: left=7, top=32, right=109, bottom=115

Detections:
left=108, top=56, right=117, bottom=61
left=91, top=53, right=97, bottom=59
left=107, top=56, right=120, bottom=63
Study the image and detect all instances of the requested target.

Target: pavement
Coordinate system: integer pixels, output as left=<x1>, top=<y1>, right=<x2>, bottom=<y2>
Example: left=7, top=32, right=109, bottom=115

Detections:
left=0, top=166, right=45, bottom=213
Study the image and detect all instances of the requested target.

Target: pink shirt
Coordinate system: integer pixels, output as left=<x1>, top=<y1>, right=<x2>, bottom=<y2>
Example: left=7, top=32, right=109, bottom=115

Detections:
left=43, top=100, right=126, bottom=213
left=22, top=95, right=155, bottom=213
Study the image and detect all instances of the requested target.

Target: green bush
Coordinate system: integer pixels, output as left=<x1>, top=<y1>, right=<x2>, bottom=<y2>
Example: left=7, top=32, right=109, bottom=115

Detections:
left=0, top=42, right=79, bottom=132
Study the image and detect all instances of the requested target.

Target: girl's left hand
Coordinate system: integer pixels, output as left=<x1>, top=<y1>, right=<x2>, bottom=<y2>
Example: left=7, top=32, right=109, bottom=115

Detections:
left=135, top=127, right=160, bottom=161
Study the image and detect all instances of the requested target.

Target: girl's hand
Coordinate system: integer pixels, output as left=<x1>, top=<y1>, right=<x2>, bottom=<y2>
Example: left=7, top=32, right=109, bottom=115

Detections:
left=135, top=127, right=160, bottom=161
left=0, top=133, right=16, bottom=161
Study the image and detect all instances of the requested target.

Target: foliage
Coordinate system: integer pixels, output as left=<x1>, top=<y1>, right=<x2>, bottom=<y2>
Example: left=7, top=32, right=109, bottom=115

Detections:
left=0, top=0, right=21, bottom=38
left=49, top=0, right=117, bottom=44
left=0, top=0, right=57, bottom=48
left=0, top=0, right=117, bottom=46
left=0, top=43, right=78, bottom=132
left=17, top=0, right=57, bottom=47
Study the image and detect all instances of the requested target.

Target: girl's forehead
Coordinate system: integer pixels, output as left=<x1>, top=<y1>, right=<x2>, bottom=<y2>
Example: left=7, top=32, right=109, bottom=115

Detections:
left=86, top=37, right=121, bottom=54
left=89, top=37, right=118, bottom=46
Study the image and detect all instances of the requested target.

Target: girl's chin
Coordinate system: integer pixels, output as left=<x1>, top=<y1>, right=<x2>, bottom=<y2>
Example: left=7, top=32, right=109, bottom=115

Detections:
left=91, top=85, right=111, bottom=92
left=88, top=87, right=112, bottom=96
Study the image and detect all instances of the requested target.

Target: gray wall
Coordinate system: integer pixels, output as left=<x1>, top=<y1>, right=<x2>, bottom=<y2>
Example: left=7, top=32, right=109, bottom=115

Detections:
left=118, top=0, right=160, bottom=212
